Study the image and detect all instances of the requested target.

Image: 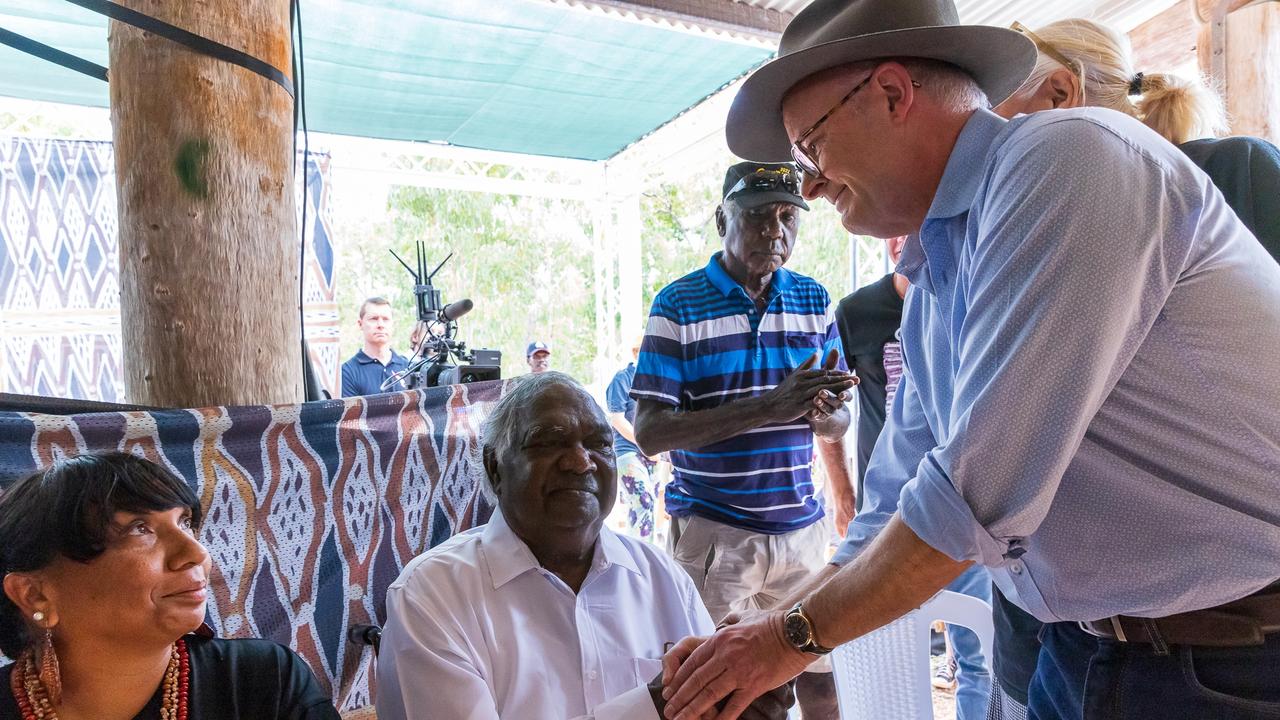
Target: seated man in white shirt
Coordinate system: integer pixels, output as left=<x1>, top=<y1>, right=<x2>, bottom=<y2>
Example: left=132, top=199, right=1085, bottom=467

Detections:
left=376, top=371, right=792, bottom=720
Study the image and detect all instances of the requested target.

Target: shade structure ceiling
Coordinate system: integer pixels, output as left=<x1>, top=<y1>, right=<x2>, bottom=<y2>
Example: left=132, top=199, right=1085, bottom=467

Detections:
left=0, top=0, right=772, bottom=160
left=0, top=0, right=1179, bottom=160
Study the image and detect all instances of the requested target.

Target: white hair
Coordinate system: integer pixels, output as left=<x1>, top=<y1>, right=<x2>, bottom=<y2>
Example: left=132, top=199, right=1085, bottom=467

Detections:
left=477, top=371, right=598, bottom=501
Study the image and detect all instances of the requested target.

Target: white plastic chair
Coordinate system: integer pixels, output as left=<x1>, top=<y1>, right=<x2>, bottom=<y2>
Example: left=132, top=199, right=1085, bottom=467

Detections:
left=830, top=590, right=994, bottom=720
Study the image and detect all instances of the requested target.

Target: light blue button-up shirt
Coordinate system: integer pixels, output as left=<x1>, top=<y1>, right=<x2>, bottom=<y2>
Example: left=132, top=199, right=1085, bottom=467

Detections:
left=831, top=107, right=1280, bottom=623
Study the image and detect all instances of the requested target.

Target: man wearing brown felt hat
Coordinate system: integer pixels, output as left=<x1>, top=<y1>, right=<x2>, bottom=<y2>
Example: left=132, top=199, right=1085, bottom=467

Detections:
left=656, top=0, right=1280, bottom=719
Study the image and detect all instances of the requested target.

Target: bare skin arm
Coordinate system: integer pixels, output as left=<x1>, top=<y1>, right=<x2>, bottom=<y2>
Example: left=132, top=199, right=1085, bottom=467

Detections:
left=661, top=515, right=969, bottom=720
left=608, top=412, right=639, bottom=444
left=634, top=350, right=856, bottom=456
left=814, top=436, right=855, bottom=536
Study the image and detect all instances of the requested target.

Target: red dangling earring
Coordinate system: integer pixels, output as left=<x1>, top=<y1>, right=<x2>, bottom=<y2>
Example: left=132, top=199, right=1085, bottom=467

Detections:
left=33, top=612, right=61, bottom=706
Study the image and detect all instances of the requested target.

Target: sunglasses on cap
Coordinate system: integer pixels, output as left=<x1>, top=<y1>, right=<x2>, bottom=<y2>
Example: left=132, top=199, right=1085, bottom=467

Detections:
left=724, top=166, right=802, bottom=200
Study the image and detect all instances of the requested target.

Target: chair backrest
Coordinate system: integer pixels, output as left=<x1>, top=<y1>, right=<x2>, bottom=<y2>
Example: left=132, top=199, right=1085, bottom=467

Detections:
left=831, top=590, right=994, bottom=720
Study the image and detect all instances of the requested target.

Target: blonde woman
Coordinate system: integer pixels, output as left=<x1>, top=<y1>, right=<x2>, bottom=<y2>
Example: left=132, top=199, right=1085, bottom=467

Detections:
left=995, top=18, right=1279, bottom=263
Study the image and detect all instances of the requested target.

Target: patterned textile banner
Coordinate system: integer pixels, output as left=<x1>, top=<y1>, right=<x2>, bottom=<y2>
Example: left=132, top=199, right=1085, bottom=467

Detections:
left=0, top=381, right=503, bottom=712
left=0, top=136, right=341, bottom=401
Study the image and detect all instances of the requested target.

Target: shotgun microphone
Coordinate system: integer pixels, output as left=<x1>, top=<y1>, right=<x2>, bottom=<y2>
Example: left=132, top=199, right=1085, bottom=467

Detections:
left=440, top=298, right=473, bottom=322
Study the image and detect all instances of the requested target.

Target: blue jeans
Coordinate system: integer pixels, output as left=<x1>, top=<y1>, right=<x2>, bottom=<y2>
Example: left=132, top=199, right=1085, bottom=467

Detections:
left=947, top=566, right=994, bottom=720
left=1029, top=621, right=1280, bottom=719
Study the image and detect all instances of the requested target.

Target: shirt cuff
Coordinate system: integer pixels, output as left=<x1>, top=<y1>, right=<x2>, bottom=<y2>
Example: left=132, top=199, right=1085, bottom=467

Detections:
left=897, top=459, right=1012, bottom=567
left=591, top=684, right=660, bottom=720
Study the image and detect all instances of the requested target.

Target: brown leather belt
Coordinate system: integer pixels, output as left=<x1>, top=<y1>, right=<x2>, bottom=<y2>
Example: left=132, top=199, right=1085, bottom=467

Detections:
left=1079, top=582, right=1280, bottom=650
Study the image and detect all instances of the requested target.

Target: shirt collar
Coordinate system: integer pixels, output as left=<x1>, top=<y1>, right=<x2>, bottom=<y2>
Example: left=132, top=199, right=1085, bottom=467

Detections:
left=481, top=509, right=641, bottom=590
left=354, top=349, right=405, bottom=366
left=704, top=251, right=795, bottom=298
left=898, top=109, right=1008, bottom=283
left=924, top=109, right=1007, bottom=222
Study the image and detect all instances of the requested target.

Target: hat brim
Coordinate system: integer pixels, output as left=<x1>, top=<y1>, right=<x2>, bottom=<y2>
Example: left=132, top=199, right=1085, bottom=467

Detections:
left=727, top=25, right=1037, bottom=162
left=730, top=190, right=810, bottom=211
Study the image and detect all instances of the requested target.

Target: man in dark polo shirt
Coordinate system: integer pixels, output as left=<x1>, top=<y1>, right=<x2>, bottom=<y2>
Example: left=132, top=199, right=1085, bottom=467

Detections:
left=631, top=161, right=856, bottom=718
left=341, top=296, right=412, bottom=397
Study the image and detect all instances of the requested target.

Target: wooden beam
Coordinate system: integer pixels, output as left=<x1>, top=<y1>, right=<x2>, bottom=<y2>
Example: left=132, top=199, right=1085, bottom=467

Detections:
left=557, top=0, right=792, bottom=43
left=109, top=0, right=302, bottom=406
left=1225, top=2, right=1280, bottom=141
left=1129, top=3, right=1200, bottom=75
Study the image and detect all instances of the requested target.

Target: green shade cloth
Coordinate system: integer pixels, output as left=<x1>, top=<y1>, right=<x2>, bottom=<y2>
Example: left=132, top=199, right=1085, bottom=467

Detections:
left=0, top=0, right=772, bottom=160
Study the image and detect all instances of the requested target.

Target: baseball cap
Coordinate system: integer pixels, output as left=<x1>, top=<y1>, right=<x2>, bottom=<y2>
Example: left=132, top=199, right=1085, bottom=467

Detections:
left=526, top=341, right=551, bottom=357
left=721, top=162, right=809, bottom=211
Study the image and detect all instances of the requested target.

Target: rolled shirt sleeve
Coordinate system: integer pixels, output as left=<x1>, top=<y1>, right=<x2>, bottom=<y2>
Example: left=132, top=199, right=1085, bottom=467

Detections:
left=896, top=118, right=1187, bottom=567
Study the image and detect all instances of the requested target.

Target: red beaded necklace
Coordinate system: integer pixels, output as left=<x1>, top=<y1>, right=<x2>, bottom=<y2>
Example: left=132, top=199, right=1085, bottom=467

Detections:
left=10, top=638, right=190, bottom=720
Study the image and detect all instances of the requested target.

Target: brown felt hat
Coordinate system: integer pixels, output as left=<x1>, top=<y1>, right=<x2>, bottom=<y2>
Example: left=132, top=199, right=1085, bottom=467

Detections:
left=726, top=0, right=1037, bottom=161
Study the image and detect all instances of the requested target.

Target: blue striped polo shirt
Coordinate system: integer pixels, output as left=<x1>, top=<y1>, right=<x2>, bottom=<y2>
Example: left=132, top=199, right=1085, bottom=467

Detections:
left=630, top=252, right=845, bottom=534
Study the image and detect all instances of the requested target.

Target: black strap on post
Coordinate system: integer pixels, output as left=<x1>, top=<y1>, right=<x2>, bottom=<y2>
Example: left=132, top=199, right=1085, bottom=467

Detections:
left=0, top=0, right=293, bottom=97
left=0, top=26, right=108, bottom=81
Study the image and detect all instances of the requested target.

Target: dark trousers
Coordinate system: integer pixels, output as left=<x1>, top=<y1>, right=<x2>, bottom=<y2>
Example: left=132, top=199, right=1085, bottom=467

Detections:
left=1028, top=621, right=1280, bottom=719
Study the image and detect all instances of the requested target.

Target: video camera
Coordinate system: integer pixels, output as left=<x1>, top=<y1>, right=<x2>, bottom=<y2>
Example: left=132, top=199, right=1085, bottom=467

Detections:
left=380, top=242, right=501, bottom=390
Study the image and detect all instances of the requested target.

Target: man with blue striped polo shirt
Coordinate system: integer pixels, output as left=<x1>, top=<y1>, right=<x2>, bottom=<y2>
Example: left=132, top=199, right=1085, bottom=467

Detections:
left=631, top=161, right=856, bottom=718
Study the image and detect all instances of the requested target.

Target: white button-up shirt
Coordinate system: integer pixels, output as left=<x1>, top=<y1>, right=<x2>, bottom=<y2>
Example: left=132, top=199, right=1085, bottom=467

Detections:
left=377, top=511, right=714, bottom=719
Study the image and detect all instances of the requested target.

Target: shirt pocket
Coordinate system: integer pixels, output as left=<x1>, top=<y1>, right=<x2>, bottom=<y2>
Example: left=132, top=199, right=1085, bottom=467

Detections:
left=633, top=657, right=664, bottom=686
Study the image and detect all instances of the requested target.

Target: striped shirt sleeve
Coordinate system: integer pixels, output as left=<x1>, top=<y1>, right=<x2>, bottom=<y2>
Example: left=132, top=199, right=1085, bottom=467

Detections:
left=630, top=292, right=684, bottom=407
left=822, top=294, right=849, bottom=372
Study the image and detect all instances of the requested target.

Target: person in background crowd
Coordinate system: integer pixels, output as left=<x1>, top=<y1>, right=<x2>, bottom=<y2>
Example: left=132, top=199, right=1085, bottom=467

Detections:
left=996, top=17, right=1280, bottom=263
left=988, top=18, right=1280, bottom=718
left=0, top=452, right=339, bottom=720
left=658, top=1, right=1280, bottom=718
left=341, top=297, right=412, bottom=397
left=376, top=372, right=793, bottom=720
left=605, top=334, right=659, bottom=542
left=526, top=340, right=553, bottom=374
left=632, top=161, right=856, bottom=718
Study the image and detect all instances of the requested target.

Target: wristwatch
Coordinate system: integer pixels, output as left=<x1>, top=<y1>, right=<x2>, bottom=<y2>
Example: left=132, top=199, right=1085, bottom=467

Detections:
left=783, top=602, right=834, bottom=655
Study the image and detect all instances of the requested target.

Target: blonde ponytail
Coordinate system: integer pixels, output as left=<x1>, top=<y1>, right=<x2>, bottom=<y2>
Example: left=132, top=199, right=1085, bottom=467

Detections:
left=1135, top=71, right=1228, bottom=144
left=1021, top=18, right=1227, bottom=143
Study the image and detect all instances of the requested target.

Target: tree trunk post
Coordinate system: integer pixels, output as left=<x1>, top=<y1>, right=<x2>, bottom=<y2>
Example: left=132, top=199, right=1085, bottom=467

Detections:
left=110, top=0, right=301, bottom=407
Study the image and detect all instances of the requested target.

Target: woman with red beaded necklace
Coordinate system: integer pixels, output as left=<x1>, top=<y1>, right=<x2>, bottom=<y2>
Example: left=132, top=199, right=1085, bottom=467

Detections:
left=0, top=453, right=339, bottom=720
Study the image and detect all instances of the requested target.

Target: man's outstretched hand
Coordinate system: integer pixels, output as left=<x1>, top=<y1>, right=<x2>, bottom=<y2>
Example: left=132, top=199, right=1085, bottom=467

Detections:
left=657, top=613, right=811, bottom=720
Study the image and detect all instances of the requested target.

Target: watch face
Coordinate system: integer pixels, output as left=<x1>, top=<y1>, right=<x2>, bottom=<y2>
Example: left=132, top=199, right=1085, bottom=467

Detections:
left=784, top=611, right=811, bottom=648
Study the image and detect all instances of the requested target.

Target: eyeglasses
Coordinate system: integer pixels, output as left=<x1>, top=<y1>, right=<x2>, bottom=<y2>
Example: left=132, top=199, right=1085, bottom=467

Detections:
left=790, top=72, right=920, bottom=178
left=724, top=166, right=801, bottom=200
left=1010, top=21, right=1084, bottom=83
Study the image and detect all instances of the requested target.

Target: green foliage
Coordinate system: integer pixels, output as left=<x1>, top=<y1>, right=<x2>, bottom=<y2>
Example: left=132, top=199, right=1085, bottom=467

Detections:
left=334, top=187, right=597, bottom=382
left=334, top=156, right=864, bottom=391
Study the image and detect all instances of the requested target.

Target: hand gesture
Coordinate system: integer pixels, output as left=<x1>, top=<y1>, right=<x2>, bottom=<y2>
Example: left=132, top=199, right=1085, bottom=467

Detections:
left=762, top=351, right=855, bottom=425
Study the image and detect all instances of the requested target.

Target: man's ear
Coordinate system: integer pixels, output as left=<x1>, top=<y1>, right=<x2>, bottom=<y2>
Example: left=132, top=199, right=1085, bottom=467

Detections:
left=482, top=446, right=502, bottom=499
left=876, top=62, right=916, bottom=119
left=715, top=205, right=727, bottom=237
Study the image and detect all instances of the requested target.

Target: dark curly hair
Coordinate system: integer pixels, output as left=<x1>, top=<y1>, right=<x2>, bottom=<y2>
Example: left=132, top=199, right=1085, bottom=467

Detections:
left=0, top=452, right=202, bottom=657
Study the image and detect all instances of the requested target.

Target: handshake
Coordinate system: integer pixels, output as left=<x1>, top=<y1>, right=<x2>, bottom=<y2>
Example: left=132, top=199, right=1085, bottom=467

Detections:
left=644, top=609, right=819, bottom=720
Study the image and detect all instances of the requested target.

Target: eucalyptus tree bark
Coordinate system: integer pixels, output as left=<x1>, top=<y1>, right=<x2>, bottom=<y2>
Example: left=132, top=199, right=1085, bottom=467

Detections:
left=110, top=0, right=301, bottom=406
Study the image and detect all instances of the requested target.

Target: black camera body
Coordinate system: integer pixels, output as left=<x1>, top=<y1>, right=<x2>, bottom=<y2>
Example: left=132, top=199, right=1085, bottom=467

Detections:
left=388, top=243, right=502, bottom=390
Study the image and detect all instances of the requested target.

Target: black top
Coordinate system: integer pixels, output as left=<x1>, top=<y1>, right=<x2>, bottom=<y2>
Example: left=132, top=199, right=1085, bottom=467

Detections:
left=1179, top=135, right=1280, bottom=264
left=833, top=273, right=904, bottom=512
left=991, top=584, right=1043, bottom=704
left=0, top=636, right=339, bottom=720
